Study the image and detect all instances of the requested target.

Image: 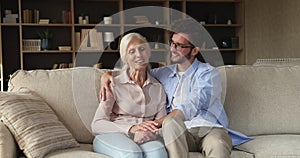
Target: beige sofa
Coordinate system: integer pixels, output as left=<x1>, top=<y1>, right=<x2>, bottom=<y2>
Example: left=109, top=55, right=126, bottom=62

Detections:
left=1, top=65, right=300, bottom=158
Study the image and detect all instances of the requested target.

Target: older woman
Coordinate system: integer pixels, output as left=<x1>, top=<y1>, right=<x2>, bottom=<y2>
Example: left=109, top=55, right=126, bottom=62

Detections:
left=91, top=33, right=167, bottom=158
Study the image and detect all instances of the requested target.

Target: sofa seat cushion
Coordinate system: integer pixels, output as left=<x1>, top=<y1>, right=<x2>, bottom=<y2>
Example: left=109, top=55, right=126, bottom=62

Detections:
left=0, top=89, right=79, bottom=158
left=230, top=150, right=254, bottom=158
left=48, top=144, right=253, bottom=158
left=46, top=144, right=110, bottom=158
left=189, top=152, right=204, bottom=158
left=235, top=135, right=300, bottom=158
left=188, top=149, right=254, bottom=158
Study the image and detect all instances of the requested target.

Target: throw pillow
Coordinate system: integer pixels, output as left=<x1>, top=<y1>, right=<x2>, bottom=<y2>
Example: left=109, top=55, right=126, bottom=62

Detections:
left=0, top=89, right=79, bottom=158
left=0, top=121, right=17, bottom=158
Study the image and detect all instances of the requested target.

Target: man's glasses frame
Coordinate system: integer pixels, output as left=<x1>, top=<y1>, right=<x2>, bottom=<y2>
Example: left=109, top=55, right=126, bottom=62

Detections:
left=168, top=39, right=195, bottom=51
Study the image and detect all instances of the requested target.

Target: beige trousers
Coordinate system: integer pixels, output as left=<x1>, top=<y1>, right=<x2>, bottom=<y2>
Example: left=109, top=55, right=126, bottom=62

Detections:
left=161, top=116, right=232, bottom=158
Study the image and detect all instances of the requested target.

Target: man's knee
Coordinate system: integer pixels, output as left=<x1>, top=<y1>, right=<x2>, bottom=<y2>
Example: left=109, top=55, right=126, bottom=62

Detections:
left=201, top=128, right=232, bottom=158
left=203, top=128, right=231, bottom=147
left=162, top=115, right=185, bottom=129
left=162, top=116, right=186, bottom=137
left=203, top=135, right=228, bottom=150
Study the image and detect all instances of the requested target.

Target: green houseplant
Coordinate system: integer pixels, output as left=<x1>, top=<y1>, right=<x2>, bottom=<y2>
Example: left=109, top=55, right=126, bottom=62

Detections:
left=38, top=29, right=53, bottom=50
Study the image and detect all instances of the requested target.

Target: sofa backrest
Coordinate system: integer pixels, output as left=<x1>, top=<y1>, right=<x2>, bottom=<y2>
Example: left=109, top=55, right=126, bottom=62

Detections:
left=8, top=67, right=106, bottom=144
left=217, top=65, right=300, bottom=136
left=8, top=66, right=300, bottom=140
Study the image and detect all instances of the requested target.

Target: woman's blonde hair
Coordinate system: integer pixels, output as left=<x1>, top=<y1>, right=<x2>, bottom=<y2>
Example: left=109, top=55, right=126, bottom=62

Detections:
left=119, top=32, right=151, bottom=70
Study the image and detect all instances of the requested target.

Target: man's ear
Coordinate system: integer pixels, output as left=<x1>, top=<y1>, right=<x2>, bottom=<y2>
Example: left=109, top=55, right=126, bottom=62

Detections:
left=192, top=47, right=200, bottom=56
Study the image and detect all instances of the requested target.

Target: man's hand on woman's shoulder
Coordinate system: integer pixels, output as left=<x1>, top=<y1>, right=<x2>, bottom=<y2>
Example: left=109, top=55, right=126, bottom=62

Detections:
left=99, top=71, right=114, bottom=101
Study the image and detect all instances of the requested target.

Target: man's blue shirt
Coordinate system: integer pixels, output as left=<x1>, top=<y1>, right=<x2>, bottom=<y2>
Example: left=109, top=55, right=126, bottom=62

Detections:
left=150, top=60, right=252, bottom=146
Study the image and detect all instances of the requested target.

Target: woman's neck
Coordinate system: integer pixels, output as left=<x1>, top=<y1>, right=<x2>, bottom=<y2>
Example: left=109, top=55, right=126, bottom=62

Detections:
left=128, top=68, right=147, bottom=87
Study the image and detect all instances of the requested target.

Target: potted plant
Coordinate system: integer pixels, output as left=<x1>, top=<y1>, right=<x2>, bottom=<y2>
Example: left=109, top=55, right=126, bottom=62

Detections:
left=38, top=29, right=53, bottom=50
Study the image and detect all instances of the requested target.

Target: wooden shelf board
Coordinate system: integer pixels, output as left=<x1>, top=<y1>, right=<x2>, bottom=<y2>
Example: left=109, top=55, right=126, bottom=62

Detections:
left=186, top=0, right=241, bottom=2
left=0, top=23, right=20, bottom=26
left=77, top=50, right=119, bottom=53
left=103, top=50, right=119, bottom=53
left=151, top=49, right=168, bottom=52
left=22, top=50, right=73, bottom=53
left=77, top=49, right=169, bottom=53
left=82, top=0, right=119, bottom=2
left=126, top=0, right=168, bottom=2
left=202, top=48, right=242, bottom=52
left=22, top=24, right=73, bottom=27
left=75, top=24, right=122, bottom=27
left=203, top=24, right=242, bottom=27
left=124, top=24, right=169, bottom=28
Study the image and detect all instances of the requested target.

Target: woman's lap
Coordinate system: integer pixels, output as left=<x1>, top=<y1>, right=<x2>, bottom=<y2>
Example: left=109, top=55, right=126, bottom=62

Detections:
left=93, top=133, right=167, bottom=158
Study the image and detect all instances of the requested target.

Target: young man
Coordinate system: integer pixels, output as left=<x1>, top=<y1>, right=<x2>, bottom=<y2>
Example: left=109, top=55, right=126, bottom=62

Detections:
left=100, top=18, right=251, bottom=158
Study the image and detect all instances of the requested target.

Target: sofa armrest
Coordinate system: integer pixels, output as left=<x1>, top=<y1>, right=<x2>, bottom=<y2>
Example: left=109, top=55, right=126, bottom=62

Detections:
left=0, top=121, right=17, bottom=158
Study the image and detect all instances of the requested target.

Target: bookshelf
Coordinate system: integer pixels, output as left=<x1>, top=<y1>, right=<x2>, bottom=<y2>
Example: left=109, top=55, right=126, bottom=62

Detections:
left=0, top=0, right=245, bottom=91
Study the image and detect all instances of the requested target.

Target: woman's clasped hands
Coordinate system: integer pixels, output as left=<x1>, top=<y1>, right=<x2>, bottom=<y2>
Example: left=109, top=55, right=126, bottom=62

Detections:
left=129, top=121, right=159, bottom=144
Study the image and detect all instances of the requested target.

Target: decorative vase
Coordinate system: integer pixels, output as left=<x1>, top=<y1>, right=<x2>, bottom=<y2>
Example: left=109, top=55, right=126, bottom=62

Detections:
left=41, top=38, right=51, bottom=50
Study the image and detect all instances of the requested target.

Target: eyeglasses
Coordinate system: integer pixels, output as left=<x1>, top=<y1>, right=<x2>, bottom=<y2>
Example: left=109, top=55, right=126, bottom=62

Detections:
left=169, top=39, right=195, bottom=51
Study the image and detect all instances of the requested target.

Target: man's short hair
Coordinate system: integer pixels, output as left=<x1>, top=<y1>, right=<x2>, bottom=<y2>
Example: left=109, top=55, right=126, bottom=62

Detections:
left=169, top=18, right=205, bottom=48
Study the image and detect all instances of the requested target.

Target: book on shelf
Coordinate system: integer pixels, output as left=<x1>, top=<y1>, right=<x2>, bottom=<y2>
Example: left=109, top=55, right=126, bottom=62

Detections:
left=22, top=9, right=29, bottom=23
left=80, top=29, right=90, bottom=43
left=52, top=64, right=58, bottom=69
left=52, top=63, right=73, bottom=69
left=22, top=39, right=41, bottom=51
left=78, top=29, right=104, bottom=52
left=62, top=10, right=72, bottom=24
left=67, top=11, right=72, bottom=24
left=75, top=32, right=81, bottom=51
left=133, top=15, right=151, bottom=24
left=34, top=9, right=39, bottom=23
left=39, top=19, right=50, bottom=24
left=22, top=9, right=39, bottom=23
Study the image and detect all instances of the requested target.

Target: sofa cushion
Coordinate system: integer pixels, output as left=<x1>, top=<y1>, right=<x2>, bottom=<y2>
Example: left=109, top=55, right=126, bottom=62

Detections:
left=8, top=67, right=106, bottom=143
left=47, top=150, right=110, bottom=158
left=217, top=65, right=300, bottom=136
left=0, top=121, right=17, bottom=158
left=230, top=150, right=254, bottom=158
left=235, top=135, right=300, bottom=158
left=46, top=144, right=110, bottom=158
left=188, top=149, right=254, bottom=158
left=0, top=89, right=79, bottom=158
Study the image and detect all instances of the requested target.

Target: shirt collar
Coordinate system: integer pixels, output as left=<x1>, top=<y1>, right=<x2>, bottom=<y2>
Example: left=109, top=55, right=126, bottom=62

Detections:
left=118, top=69, right=155, bottom=86
left=185, top=59, right=200, bottom=75
left=169, top=59, right=200, bottom=78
